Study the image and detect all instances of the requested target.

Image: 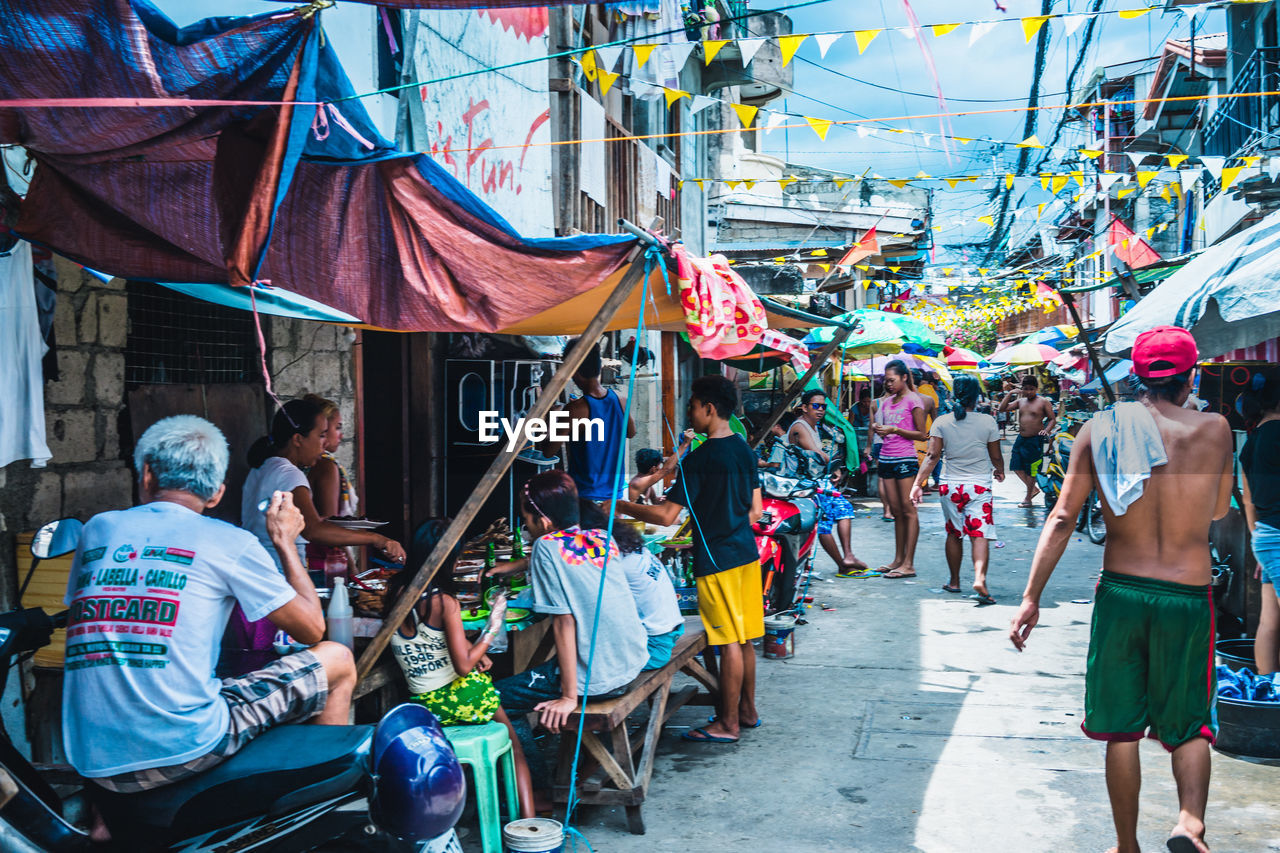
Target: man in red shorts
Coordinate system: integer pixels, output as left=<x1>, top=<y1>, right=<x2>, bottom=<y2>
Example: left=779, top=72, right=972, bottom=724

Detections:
left=1010, top=327, right=1233, bottom=853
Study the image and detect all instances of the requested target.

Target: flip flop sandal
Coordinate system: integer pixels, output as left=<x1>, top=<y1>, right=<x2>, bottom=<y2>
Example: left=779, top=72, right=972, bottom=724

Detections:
left=883, top=570, right=918, bottom=579
left=941, top=584, right=962, bottom=593
left=975, top=594, right=997, bottom=606
left=1166, top=836, right=1203, bottom=853
left=681, top=726, right=739, bottom=744
left=708, top=715, right=762, bottom=728
left=881, top=516, right=896, bottom=522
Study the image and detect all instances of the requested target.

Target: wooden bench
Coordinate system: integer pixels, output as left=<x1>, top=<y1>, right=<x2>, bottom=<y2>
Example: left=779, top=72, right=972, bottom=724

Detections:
left=550, top=616, right=719, bottom=835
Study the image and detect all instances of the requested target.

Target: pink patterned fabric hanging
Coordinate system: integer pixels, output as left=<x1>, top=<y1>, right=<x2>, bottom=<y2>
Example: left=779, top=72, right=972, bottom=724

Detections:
left=672, top=245, right=767, bottom=359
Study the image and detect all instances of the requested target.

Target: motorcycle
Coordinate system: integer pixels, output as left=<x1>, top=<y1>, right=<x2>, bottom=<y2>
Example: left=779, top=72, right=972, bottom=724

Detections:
left=753, top=443, right=832, bottom=615
left=0, top=519, right=467, bottom=853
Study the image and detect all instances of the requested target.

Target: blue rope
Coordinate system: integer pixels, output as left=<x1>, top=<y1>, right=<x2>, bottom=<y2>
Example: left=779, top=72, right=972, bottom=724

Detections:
left=563, top=243, right=662, bottom=848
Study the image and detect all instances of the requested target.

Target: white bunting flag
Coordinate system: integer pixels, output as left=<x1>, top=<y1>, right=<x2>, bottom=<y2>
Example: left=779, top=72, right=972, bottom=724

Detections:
left=689, top=95, right=717, bottom=115
left=968, top=20, right=998, bottom=46
left=1199, top=156, right=1226, bottom=179
left=764, top=111, right=788, bottom=135
left=595, top=46, right=623, bottom=72
left=1180, top=170, right=1200, bottom=194
left=737, top=37, right=767, bottom=67
left=896, top=26, right=919, bottom=40
left=1098, top=173, right=1122, bottom=191
left=664, top=42, right=695, bottom=76
left=814, top=32, right=843, bottom=58
left=1178, top=3, right=1211, bottom=22
left=1060, top=14, right=1088, bottom=37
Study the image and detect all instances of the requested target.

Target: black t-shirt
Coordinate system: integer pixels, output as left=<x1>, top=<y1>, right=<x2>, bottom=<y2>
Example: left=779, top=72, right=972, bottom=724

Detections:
left=668, top=434, right=760, bottom=577
left=1242, top=420, right=1280, bottom=529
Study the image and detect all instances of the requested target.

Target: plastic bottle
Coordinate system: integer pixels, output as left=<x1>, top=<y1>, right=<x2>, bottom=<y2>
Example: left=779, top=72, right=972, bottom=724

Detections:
left=323, top=548, right=348, bottom=588
left=327, top=577, right=354, bottom=651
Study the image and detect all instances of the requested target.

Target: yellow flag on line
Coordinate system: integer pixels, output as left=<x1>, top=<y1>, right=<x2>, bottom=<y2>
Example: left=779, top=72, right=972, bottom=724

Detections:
left=703, top=40, right=729, bottom=64
left=806, top=116, right=835, bottom=140
left=887, top=178, right=912, bottom=188
left=854, top=29, right=881, bottom=53
left=1117, top=187, right=1136, bottom=198
left=633, top=44, right=658, bottom=68
left=914, top=170, right=930, bottom=180
left=931, top=23, right=961, bottom=37
left=945, top=177, right=962, bottom=189
left=1037, top=202, right=1047, bottom=219
left=1071, top=170, right=1085, bottom=187
left=889, top=266, right=901, bottom=273
left=678, top=180, right=684, bottom=189
left=1005, top=174, right=1015, bottom=189
left=954, top=136, right=972, bottom=144
left=818, top=264, right=831, bottom=273
left=732, top=103, right=759, bottom=128
left=1017, top=135, right=1045, bottom=148
left=742, top=180, right=756, bottom=190
left=1040, top=175, right=1051, bottom=191
left=778, top=34, right=808, bottom=66
left=856, top=264, right=870, bottom=272
left=1221, top=166, right=1245, bottom=190
left=778, top=176, right=797, bottom=190
left=663, top=87, right=690, bottom=108
left=1172, top=181, right=1183, bottom=201
left=1160, top=185, right=1171, bottom=203
left=1145, top=227, right=1156, bottom=239
left=693, top=179, right=704, bottom=190
left=1136, top=170, right=1158, bottom=189
left=1079, top=148, right=1103, bottom=159
left=1243, top=155, right=1262, bottom=166
left=580, top=50, right=598, bottom=82
left=725, top=180, right=740, bottom=190
left=1051, top=175, right=1068, bottom=195
left=1118, top=8, right=1150, bottom=19
left=1021, top=15, right=1050, bottom=42
left=977, top=215, right=995, bottom=227
left=834, top=178, right=850, bottom=188
left=597, top=68, right=620, bottom=96
left=1167, top=154, right=1188, bottom=169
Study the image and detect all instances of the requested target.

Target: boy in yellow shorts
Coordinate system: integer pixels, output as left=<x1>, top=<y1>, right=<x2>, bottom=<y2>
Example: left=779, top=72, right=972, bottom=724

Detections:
left=619, top=375, right=764, bottom=743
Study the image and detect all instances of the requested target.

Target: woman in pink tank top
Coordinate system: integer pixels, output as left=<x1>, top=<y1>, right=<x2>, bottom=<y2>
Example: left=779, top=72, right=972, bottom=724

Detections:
left=872, top=360, right=927, bottom=577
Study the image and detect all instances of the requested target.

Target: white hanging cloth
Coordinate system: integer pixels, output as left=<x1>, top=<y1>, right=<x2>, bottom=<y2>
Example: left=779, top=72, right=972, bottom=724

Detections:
left=0, top=241, right=52, bottom=468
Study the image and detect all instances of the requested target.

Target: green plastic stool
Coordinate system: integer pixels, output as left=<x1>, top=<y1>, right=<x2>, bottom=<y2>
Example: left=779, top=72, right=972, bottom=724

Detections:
left=444, top=722, right=520, bottom=853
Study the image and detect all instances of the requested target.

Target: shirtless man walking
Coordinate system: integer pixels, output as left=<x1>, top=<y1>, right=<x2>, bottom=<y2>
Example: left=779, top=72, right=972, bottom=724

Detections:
left=1010, top=326, right=1233, bottom=853
left=999, top=375, right=1057, bottom=506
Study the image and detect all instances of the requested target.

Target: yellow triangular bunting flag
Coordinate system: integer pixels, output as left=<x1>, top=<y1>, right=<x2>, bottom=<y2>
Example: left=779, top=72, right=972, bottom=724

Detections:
left=1021, top=15, right=1050, bottom=43
left=1079, top=148, right=1103, bottom=159
left=954, top=136, right=973, bottom=144
left=742, top=180, right=755, bottom=190
left=778, top=34, right=808, bottom=66
left=1136, top=170, right=1158, bottom=189
left=833, top=178, right=850, bottom=188
left=1017, top=135, right=1045, bottom=149
left=580, top=50, right=598, bottom=82
left=1118, top=8, right=1150, bottom=19
left=1167, top=154, right=1188, bottom=169
left=806, top=116, right=835, bottom=140
left=1070, top=170, right=1084, bottom=186
left=1005, top=174, right=1015, bottom=189
left=633, top=44, right=658, bottom=68
left=1037, top=203, right=1047, bottom=219
left=931, top=23, right=961, bottom=37
left=732, top=103, right=759, bottom=128
left=977, top=215, right=995, bottom=227
left=663, top=87, right=690, bottom=108
left=1221, top=166, right=1245, bottom=190
left=1051, top=175, right=1068, bottom=194
left=854, top=29, right=881, bottom=53
left=778, top=176, right=796, bottom=190
left=1117, top=188, right=1136, bottom=198
left=945, top=178, right=962, bottom=189
left=724, top=180, right=740, bottom=190
left=812, top=249, right=828, bottom=256
left=597, top=67, right=620, bottom=96
left=1243, top=155, right=1262, bottom=166
left=887, top=178, right=911, bottom=188
left=1160, top=185, right=1171, bottom=202
left=1040, top=175, right=1051, bottom=191
left=693, top=179, right=704, bottom=190
left=703, top=40, right=729, bottom=65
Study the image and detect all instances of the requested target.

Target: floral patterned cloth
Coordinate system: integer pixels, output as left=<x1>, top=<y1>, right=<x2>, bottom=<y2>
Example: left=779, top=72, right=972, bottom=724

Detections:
left=938, top=483, right=996, bottom=540
left=672, top=244, right=767, bottom=359
left=410, top=670, right=501, bottom=726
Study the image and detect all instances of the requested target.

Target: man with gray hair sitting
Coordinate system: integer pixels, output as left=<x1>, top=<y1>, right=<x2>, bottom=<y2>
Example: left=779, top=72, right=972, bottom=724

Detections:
left=61, top=415, right=355, bottom=800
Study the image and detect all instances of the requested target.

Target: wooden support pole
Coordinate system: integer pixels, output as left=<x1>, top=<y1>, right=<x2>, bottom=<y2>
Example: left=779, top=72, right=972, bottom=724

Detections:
left=748, top=324, right=855, bottom=448
left=356, top=237, right=655, bottom=680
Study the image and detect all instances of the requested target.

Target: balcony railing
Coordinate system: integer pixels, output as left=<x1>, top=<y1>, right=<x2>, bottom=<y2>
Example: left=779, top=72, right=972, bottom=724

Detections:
left=1203, top=46, right=1280, bottom=157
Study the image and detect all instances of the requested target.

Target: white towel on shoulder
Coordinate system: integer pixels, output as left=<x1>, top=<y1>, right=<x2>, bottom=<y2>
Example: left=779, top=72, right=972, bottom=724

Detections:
left=1089, top=402, right=1168, bottom=516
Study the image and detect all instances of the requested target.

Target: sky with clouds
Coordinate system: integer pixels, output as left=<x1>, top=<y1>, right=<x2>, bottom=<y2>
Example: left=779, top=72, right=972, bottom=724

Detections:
left=163, top=0, right=1223, bottom=266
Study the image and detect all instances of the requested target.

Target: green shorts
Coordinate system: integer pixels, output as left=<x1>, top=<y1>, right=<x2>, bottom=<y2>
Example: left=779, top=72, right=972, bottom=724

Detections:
left=411, top=670, right=501, bottom=726
left=1083, top=571, right=1217, bottom=751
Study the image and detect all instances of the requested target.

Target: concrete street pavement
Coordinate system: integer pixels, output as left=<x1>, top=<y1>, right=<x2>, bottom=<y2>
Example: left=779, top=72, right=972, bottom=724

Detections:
left=567, top=461, right=1280, bottom=852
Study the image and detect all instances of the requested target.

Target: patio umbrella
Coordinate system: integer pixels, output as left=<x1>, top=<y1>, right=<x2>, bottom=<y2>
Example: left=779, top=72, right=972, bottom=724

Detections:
left=1081, top=360, right=1135, bottom=395
left=987, top=343, right=1061, bottom=366
left=1019, top=324, right=1079, bottom=350
left=1105, top=208, right=1280, bottom=358
left=942, top=345, right=988, bottom=370
left=806, top=309, right=942, bottom=351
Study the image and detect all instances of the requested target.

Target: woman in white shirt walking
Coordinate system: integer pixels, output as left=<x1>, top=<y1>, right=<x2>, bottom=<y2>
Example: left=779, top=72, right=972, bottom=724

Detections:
left=911, top=376, right=1005, bottom=604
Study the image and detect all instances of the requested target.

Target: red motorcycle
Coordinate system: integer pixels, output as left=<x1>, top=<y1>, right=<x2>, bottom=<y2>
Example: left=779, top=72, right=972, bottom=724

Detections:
left=753, top=468, right=829, bottom=615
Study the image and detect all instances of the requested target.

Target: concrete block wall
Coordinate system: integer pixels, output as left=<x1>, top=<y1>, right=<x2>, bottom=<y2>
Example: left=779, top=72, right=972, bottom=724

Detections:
left=267, top=317, right=360, bottom=488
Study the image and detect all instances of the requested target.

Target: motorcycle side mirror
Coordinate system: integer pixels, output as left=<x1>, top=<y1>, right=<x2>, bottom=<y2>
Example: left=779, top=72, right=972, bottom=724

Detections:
left=30, top=518, right=84, bottom=560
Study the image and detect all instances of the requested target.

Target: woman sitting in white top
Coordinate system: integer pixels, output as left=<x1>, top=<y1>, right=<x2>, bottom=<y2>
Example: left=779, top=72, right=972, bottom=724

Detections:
left=241, top=398, right=405, bottom=572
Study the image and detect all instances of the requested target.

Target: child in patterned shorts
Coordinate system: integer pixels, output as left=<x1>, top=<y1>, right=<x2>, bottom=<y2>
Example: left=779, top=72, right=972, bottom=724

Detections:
left=386, top=519, right=535, bottom=818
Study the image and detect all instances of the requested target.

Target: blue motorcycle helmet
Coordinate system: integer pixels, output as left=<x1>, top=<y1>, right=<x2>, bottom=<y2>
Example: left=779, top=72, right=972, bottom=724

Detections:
left=370, top=703, right=466, bottom=840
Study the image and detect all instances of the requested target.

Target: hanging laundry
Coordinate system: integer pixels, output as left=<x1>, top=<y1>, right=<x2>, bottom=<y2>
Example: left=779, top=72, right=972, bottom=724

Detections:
left=672, top=245, right=767, bottom=359
left=0, top=241, right=52, bottom=468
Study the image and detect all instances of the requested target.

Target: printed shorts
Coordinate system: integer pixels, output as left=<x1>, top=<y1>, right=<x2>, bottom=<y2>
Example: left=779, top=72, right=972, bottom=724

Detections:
left=877, top=456, right=919, bottom=480
left=1010, top=435, right=1043, bottom=473
left=92, top=649, right=328, bottom=793
left=1082, top=571, right=1217, bottom=751
left=696, top=561, right=765, bottom=646
left=938, top=483, right=995, bottom=540
left=413, top=670, right=501, bottom=725
left=815, top=491, right=855, bottom=535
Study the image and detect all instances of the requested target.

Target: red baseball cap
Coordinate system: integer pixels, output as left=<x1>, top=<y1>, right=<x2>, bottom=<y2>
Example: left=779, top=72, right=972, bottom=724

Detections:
left=1132, top=325, right=1198, bottom=378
